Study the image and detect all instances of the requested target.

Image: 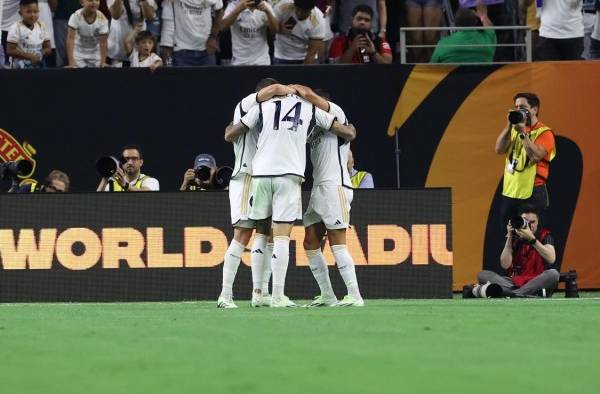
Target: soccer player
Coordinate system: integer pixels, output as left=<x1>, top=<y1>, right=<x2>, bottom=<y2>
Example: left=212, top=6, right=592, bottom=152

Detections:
left=226, top=89, right=356, bottom=307
left=292, top=85, right=364, bottom=307
left=217, top=79, right=297, bottom=309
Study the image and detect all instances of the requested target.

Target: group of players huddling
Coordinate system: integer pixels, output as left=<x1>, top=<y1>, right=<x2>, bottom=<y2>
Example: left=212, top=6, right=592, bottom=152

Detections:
left=217, top=78, right=364, bottom=308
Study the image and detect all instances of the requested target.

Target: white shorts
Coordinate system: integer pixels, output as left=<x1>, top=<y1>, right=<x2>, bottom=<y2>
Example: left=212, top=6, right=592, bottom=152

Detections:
left=250, top=176, right=302, bottom=223
left=303, top=185, right=353, bottom=229
left=229, top=173, right=254, bottom=228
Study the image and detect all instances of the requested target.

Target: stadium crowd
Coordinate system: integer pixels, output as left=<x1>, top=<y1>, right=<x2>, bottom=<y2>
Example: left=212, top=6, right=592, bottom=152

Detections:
left=1, top=0, right=599, bottom=68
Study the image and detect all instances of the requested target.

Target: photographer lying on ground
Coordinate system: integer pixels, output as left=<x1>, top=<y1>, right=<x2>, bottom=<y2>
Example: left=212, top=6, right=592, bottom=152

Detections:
left=470, top=204, right=559, bottom=298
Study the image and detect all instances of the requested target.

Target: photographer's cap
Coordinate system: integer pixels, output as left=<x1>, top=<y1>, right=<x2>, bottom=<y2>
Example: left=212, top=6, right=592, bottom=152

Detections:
left=194, top=154, right=217, bottom=170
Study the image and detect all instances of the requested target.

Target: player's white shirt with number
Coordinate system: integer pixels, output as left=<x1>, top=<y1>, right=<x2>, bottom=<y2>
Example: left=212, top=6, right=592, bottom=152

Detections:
left=68, top=9, right=109, bottom=64
left=309, top=101, right=352, bottom=188
left=241, top=94, right=335, bottom=178
left=273, top=0, right=325, bottom=60
left=6, top=20, right=51, bottom=69
left=224, top=2, right=273, bottom=65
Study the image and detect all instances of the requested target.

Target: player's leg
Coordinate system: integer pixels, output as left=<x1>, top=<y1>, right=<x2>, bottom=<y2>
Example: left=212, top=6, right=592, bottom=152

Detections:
left=269, top=176, right=302, bottom=307
left=250, top=218, right=272, bottom=307
left=218, top=226, right=253, bottom=308
left=303, top=221, right=338, bottom=307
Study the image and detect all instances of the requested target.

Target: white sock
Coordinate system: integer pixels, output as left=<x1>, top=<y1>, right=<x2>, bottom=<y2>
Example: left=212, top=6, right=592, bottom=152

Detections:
left=251, top=234, right=268, bottom=292
left=271, top=236, right=290, bottom=299
left=332, top=244, right=362, bottom=300
left=220, top=239, right=245, bottom=299
left=306, top=249, right=336, bottom=299
left=262, top=242, right=274, bottom=294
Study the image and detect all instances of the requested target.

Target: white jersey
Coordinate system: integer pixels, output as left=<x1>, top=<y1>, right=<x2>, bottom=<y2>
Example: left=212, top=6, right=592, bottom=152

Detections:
left=225, top=2, right=272, bottom=65
left=68, top=9, right=109, bottom=60
left=273, top=0, right=325, bottom=60
left=241, top=94, right=335, bottom=179
left=6, top=20, right=51, bottom=69
left=160, top=0, right=223, bottom=52
left=129, top=49, right=162, bottom=67
left=308, top=101, right=352, bottom=188
left=539, top=0, right=584, bottom=39
left=1, top=0, right=20, bottom=31
left=231, top=93, right=260, bottom=178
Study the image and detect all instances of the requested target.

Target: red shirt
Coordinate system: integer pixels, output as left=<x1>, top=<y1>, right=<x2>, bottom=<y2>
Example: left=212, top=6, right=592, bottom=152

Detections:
left=329, top=33, right=392, bottom=64
left=508, top=228, right=552, bottom=287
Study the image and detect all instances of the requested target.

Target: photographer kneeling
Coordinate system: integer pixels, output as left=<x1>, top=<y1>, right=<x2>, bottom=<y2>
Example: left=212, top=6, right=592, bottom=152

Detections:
left=476, top=204, right=559, bottom=297
left=180, top=154, right=232, bottom=191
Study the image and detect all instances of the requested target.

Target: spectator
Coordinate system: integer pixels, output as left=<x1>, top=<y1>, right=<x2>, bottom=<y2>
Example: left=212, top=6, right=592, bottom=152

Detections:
left=66, top=0, right=110, bottom=68
left=17, top=169, right=70, bottom=192
left=347, top=150, right=374, bottom=189
left=2, top=0, right=22, bottom=66
left=405, top=0, right=443, bottom=63
left=52, top=0, right=80, bottom=67
left=39, top=0, right=56, bottom=66
left=335, top=0, right=387, bottom=39
left=588, top=0, right=600, bottom=59
left=273, top=0, right=325, bottom=64
left=475, top=204, right=559, bottom=297
left=124, top=27, right=162, bottom=69
left=6, top=0, right=52, bottom=68
left=107, top=0, right=157, bottom=65
left=220, top=0, right=278, bottom=65
left=494, top=92, right=555, bottom=229
left=97, top=144, right=160, bottom=191
left=160, top=0, right=223, bottom=67
left=329, top=4, right=391, bottom=64
left=536, top=0, right=584, bottom=60
left=430, top=4, right=495, bottom=63
left=519, top=0, right=540, bottom=55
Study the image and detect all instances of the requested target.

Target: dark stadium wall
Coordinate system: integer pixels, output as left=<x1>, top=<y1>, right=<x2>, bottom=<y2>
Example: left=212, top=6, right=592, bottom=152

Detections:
left=1, top=63, right=599, bottom=290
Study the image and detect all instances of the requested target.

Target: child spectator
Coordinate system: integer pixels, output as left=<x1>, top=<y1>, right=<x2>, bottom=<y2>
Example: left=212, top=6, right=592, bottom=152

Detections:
left=124, top=26, right=162, bottom=69
left=6, top=0, right=52, bottom=68
left=107, top=0, right=157, bottom=65
left=66, top=0, right=109, bottom=67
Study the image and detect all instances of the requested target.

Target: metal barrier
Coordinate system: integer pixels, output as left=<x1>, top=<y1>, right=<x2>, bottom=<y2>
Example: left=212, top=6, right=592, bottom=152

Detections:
left=399, top=26, right=533, bottom=64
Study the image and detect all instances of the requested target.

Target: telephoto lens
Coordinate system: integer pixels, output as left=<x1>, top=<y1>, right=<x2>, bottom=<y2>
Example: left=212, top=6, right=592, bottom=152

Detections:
left=96, top=156, right=120, bottom=178
left=508, top=109, right=527, bottom=124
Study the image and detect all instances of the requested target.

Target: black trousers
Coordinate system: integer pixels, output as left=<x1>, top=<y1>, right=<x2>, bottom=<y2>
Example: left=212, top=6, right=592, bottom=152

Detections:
left=536, top=36, right=584, bottom=61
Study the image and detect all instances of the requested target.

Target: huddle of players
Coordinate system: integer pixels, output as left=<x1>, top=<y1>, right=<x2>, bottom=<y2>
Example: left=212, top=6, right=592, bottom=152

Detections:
left=217, top=78, right=364, bottom=308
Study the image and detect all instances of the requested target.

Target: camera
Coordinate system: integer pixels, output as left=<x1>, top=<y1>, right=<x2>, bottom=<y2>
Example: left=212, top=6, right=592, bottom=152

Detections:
left=348, top=27, right=374, bottom=41
left=462, top=282, right=503, bottom=298
left=195, top=166, right=211, bottom=182
left=0, top=160, right=34, bottom=181
left=508, top=108, right=531, bottom=125
left=253, top=0, right=261, bottom=6
left=96, top=156, right=123, bottom=178
left=510, top=215, right=530, bottom=230
left=560, top=271, right=579, bottom=298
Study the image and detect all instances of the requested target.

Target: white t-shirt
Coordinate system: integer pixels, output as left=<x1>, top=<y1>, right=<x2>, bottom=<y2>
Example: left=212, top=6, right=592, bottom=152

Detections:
left=68, top=9, right=110, bottom=60
left=38, top=1, right=55, bottom=48
left=1, top=0, right=20, bottom=31
left=6, top=20, right=51, bottom=68
left=225, top=2, right=273, bottom=65
left=539, top=0, right=584, bottom=38
left=107, top=0, right=157, bottom=61
left=592, top=11, right=600, bottom=40
left=308, top=101, right=352, bottom=188
left=103, top=173, right=160, bottom=191
left=241, top=94, right=335, bottom=178
left=273, top=0, right=325, bottom=60
left=129, top=48, right=162, bottom=67
left=160, top=0, right=223, bottom=52
left=231, top=93, right=260, bottom=178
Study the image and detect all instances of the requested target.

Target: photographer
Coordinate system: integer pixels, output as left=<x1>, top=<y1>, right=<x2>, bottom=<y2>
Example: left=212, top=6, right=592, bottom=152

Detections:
left=180, top=154, right=229, bottom=191
left=96, top=144, right=159, bottom=192
left=16, top=170, right=70, bottom=193
left=328, top=4, right=391, bottom=64
left=476, top=204, right=559, bottom=297
left=495, top=93, right=556, bottom=228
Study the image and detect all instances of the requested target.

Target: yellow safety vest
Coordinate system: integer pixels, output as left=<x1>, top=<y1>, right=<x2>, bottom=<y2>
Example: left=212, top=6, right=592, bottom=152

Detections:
left=110, top=175, right=148, bottom=192
left=351, top=171, right=368, bottom=189
left=502, top=124, right=555, bottom=199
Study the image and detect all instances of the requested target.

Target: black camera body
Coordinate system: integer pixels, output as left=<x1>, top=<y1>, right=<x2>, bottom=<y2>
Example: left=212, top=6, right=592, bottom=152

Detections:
left=560, top=271, right=579, bottom=298
left=192, top=166, right=233, bottom=190
left=96, top=156, right=124, bottom=178
left=0, top=160, right=33, bottom=181
left=348, top=27, right=374, bottom=41
left=508, top=108, right=531, bottom=126
left=511, top=215, right=530, bottom=230
left=253, top=0, right=261, bottom=6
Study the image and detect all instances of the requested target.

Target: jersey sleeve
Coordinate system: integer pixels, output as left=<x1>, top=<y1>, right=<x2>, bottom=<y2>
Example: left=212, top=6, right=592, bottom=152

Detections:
left=98, top=15, right=109, bottom=35
left=315, top=106, right=335, bottom=130
left=240, top=105, right=261, bottom=129
left=68, top=12, right=79, bottom=30
left=224, top=1, right=237, bottom=18
left=328, top=101, right=347, bottom=125
left=309, top=10, right=325, bottom=40
left=6, top=22, right=19, bottom=44
left=240, top=93, right=258, bottom=114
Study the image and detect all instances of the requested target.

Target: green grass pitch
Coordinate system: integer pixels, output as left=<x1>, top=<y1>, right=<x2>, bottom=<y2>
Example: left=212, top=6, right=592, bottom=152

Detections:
left=1, top=296, right=599, bottom=394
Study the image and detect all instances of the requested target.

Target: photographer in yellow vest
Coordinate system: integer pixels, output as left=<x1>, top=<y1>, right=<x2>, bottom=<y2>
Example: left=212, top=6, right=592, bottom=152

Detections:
left=96, top=144, right=160, bottom=192
left=347, top=149, right=374, bottom=189
left=495, top=92, right=556, bottom=228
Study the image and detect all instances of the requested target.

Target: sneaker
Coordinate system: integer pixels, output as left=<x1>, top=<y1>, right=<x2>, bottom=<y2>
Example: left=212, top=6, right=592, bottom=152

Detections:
left=270, top=295, right=298, bottom=308
left=251, top=291, right=271, bottom=307
left=217, top=296, right=238, bottom=309
left=336, top=295, right=365, bottom=307
left=303, top=295, right=338, bottom=307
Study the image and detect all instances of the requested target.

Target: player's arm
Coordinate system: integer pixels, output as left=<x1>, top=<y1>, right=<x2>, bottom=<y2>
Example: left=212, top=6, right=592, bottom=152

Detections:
left=225, top=105, right=260, bottom=142
left=289, top=84, right=329, bottom=112
left=330, top=121, right=356, bottom=142
left=257, top=84, right=296, bottom=102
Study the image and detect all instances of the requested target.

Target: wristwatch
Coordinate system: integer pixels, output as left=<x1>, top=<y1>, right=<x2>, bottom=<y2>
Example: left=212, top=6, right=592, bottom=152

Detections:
left=528, top=238, right=536, bottom=245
